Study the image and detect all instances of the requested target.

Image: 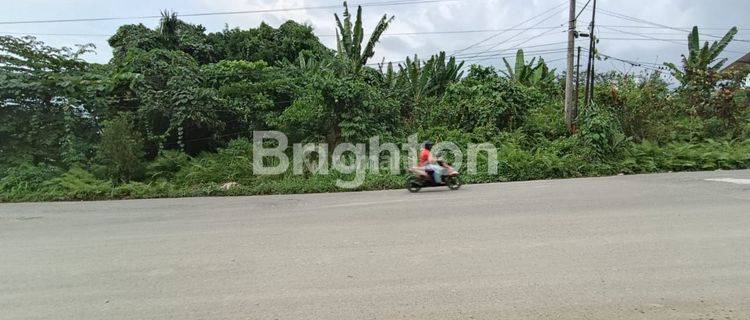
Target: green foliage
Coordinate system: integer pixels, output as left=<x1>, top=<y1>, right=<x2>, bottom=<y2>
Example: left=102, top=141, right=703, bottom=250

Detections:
left=43, top=167, right=113, bottom=200
left=273, top=58, right=402, bottom=144
left=578, top=104, right=628, bottom=159
left=424, top=67, right=543, bottom=132
left=146, top=150, right=190, bottom=181
left=620, top=139, right=750, bottom=173
left=208, top=21, right=331, bottom=65
left=0, top=35, right=100, bottom=168
left=391, top=52, right=465, bottom=121
left=111, top=11, right=215, bottom=64
left=173, top=138, right=253, bottom=186
left=664, top=26, right=737, bottom=87
left=2, top=4, right=750, bottom=202
left=522, top=101, right=568, bottom=140
left=594, top=72, right=673, bottom=141
left=334, top=1, right=394, bottom=73
left=0, top=163, right=62, bottom=199
left=663, top=26, right=749, bottom=126
left=97, top=113, right=145, bottom=182
left=501, top=49, right=557, bottom=88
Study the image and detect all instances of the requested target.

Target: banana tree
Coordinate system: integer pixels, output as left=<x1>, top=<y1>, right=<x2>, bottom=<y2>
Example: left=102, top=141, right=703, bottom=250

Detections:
left=334, top=1, right=394, bottom=74
left=397, top=52, right=465, bottom=103
left=664, top=26, right=737, bottom=87
left=501, top=49, right=556, bottom=87
left=425, top=51, right=465, bottom=96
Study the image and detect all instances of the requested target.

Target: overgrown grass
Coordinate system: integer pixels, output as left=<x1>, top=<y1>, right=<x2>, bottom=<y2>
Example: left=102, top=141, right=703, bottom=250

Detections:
left=2, top=138, right=748, bottom=202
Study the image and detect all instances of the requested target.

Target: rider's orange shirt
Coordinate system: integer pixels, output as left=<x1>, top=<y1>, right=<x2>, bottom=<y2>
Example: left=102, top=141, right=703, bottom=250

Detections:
left=418, top=149, right=430, bottom=167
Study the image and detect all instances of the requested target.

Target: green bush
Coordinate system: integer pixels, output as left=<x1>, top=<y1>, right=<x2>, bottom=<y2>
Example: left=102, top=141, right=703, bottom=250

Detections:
left=43, top=167, right=113, bottom=200
left=146, top=150, right=190, bottom=181
left=619, top=139, right=750, bottom=174
left=173, top=138, right=253, bottom=186
left=0, top=163, right=63, bottom=201
left=97, top=113, right=145, bottom=183
left=578, top=104, right=628, bottom=159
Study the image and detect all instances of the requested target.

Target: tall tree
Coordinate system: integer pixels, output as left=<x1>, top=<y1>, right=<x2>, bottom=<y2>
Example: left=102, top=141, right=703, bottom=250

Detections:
left=0, top=36, right=103, bottom=167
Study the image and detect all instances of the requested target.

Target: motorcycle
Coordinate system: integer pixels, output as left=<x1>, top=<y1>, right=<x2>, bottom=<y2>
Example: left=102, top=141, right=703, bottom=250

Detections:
left=406, top=160, right=461, bottom=192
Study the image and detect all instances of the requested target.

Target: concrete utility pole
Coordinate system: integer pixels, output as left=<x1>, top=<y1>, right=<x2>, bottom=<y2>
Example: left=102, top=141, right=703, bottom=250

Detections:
left=564, top=0, right=577, bottom=133
left=588, top=0, right=597, bottom=106
left=573, top=46, right=581, bottom=110
left=583, top=0, right=597, bottom=108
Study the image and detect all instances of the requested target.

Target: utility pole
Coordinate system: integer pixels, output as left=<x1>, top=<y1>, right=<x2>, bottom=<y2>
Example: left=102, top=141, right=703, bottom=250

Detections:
left=584, top=0, right=597, bottom=107
left=573, top=46, right=581, bottom=110
left=563, top=0, right=576, bottom=133
left=587, top=0, right=597, bottom=106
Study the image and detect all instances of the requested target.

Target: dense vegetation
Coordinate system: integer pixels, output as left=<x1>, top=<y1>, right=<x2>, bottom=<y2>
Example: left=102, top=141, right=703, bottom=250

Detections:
left=1, top=4, right=749, bottom=202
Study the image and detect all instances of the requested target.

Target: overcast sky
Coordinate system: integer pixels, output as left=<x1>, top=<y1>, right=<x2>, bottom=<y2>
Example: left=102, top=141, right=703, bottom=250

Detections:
left=2, top=0, right=749, bottom=82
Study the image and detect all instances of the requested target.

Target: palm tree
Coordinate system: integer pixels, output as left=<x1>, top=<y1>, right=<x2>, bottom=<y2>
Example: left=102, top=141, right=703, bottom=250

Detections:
left=334, top=1, right=394, bottom=73
left=158, top=10, right=180, bottom=49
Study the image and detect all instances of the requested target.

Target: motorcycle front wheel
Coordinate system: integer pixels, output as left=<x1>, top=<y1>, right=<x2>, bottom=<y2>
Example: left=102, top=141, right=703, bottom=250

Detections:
left=445, top=176, right=461, bottom=190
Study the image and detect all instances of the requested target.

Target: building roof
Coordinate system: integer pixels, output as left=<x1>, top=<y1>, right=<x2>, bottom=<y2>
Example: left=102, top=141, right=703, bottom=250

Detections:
left=724, top=52, right=750, bottom=71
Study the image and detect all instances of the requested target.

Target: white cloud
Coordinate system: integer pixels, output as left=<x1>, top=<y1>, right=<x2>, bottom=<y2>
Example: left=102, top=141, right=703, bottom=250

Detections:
left=1, top=0, right=747, bottom=74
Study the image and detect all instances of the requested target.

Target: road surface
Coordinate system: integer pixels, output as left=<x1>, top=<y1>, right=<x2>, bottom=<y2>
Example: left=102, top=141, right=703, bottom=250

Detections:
left=2, top=170, right=750, bottom=319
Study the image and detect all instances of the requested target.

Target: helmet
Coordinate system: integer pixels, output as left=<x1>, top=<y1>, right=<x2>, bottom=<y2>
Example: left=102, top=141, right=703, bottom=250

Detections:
left=423, top=140, right=434, bottom=150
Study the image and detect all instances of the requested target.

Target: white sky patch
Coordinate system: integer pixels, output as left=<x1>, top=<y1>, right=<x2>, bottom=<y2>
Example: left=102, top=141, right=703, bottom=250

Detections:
left=705, top=178, right=750, bottom=185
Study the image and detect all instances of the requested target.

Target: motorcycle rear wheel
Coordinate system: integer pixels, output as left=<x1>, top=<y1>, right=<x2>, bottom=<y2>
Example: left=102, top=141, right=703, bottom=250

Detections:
left=407, top=177, right=422, bottom=193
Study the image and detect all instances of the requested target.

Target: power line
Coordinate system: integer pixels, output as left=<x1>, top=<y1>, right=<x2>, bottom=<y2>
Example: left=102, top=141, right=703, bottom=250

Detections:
left=317, top=26, right=562, bottom=38
left=0, top=0, right=455, bottom=25
left=370, top=44, right=570, bottom=66
left=464, top=10, right=566, bottom=57
left=597, top=52, right=666, bottom=72
left=597, top=31, right=743, bottom=37
left=455, top=48, right=569, bottom=61
left=367, top=47, right=569, bottom=66
left=451, top=1, right=567, bottom=55
left=453, top=41, right=568, bottom=58
left=599, top=25, right=683, bottom=46
left=0, top=32, right=111, bottom=37
left=598, top=25, right=745, bottom=31
left=598, top=26, right=748, bottom=54
left=574, top=0, right=592, bottom=21
left=0, top=26, right=566, bottom=40
left=600, top=37, right=687, bottom=42
left=595, top=7, right=749, bottom=43
left=463, top=53, right=567, bottom=64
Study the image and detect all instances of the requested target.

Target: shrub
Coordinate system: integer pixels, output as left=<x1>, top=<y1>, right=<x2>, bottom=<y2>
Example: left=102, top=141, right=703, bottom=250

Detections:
left=173, top=138, right=253, bottom=186
left=97, top=113, right=145, bottom=182
left=43, top=167, right=112, bottom=200
left=578, top=104, right=628, bottom=159
left=146, top=150, right=190, bottom=181
left=0, top=163, right=63, bottom=200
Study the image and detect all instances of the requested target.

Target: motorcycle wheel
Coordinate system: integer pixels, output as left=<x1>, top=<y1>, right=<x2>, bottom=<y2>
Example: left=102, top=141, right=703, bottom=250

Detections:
left=445, top=176, right=461, bottom=190
left=407, top=177, right=422, bottom=193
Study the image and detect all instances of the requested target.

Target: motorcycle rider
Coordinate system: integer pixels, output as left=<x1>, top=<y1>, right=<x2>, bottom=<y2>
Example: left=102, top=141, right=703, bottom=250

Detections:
left=418, top=140, right=444, bottom=184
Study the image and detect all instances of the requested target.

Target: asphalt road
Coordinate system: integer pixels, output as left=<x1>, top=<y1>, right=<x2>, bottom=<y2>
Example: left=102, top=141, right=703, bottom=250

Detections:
left=2, top=170, right=750, bottom=319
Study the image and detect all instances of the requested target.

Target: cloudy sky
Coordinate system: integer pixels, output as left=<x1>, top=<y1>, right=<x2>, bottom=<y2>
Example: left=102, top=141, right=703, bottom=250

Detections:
left=2, top=0, right=749, bottom=81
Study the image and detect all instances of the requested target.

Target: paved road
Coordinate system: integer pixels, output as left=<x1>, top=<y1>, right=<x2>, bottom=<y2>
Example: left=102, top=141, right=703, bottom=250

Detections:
left=2, top=171, right=750, bottom=319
